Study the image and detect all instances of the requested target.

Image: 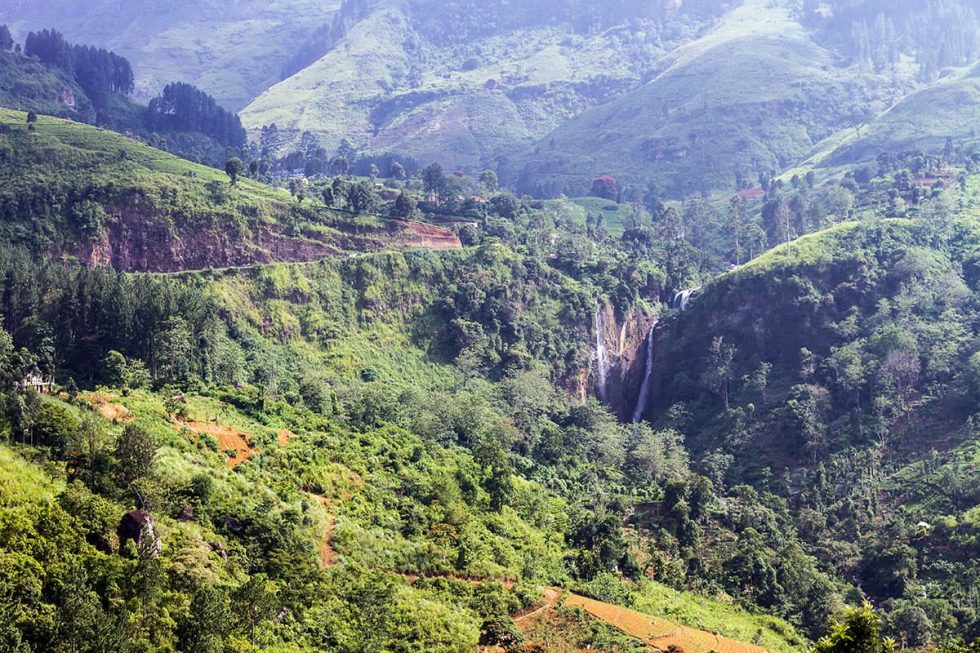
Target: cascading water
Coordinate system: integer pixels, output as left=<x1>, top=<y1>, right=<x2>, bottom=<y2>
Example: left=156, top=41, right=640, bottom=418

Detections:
left=632, top=325, right=656, bottom=423
left=673, top=287, right=700, bottom=311
left=594, top=307, right=608, bottom=402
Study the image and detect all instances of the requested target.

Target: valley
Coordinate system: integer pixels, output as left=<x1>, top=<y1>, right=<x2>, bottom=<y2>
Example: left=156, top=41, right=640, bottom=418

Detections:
left=0, top=1, right=978, bottom=653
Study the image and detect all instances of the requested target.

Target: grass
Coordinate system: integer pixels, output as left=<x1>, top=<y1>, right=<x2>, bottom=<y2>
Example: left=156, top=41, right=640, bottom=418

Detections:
left=513, top=1, right=880, bottom=198
left=0, top=445, right=60, bottom=507
left=3, top=0, right=338, bottom=110
left=565, top=197, right=636, bottom=236
left=238, top=0, right=721, bottom=172
left=828, top=70, right=980, bottom=166
left=632, top=580, right=808, bottom=653
left=0, top=51, right=95, bottom=121
left=0, top=109, right=450, bottom=270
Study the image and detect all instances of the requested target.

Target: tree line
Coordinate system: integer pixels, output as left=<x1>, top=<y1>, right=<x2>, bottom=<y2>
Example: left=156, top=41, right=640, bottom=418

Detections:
left=24, top=28, right=134, bottom=109
left=146, top=82, right=246, bottom=149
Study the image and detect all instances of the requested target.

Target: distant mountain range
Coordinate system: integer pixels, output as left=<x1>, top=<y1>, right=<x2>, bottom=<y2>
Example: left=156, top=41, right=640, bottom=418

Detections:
left=4, top=0, right=979, bottom=197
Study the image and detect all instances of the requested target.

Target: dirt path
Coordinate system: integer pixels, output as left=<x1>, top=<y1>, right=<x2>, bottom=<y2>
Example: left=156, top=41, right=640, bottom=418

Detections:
left=561, top=593, right=774, bottom=653
left=174, top=418, right=255, bottom=468
left=308, top=493, right=337, bottom=568
left=513, top=587, right=563, bottom=626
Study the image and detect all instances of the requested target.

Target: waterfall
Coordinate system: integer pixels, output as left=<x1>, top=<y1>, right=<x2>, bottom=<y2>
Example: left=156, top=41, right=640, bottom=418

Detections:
left=672, top=287, right=700, bottom=311
left=632, top=325, right=656, bottom=423
left=594, top=307, right=608, bottom=402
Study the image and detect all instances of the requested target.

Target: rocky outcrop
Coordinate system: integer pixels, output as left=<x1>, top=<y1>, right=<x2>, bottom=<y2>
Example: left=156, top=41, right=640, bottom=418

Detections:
left=70, top=205, right=460, bottom=273
left=590, top=302, right=657, bottom=420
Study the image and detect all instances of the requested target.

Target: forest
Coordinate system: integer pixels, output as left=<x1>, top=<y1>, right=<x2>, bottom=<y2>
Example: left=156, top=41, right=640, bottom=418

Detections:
left=0, top=0, right=978, bottom=652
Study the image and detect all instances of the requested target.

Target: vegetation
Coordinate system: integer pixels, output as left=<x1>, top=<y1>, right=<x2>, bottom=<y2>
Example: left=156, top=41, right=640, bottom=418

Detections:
left=1, top=3, right=980, bottom=652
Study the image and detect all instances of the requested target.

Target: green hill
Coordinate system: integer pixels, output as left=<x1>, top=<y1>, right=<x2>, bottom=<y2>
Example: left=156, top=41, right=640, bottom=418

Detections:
left=639, top=218, right=980, bottom=633
left=827, top=67, right=980, bottom=166
left=0, top=108, right=457, bottom=271
left=0, top=50, right=96, bottom=120
left=511, top=0, right=895, bottom=198
left=0, top=0, right=338, bottom=109
left=239, top=0, right=726, bottom=173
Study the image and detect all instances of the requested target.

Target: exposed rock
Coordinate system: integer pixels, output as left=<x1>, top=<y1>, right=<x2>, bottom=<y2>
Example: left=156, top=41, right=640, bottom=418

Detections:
left=117, top=509, right=162, bottom=557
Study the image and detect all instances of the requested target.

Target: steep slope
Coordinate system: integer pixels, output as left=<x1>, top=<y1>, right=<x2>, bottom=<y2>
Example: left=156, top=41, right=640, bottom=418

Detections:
left=827, top=66, right=980, bottom=166
left=240, top=0, right=726, bottom=173
left=512, top=0, right=890, bottom=198
left=0, top=0, right=339, bottom=109
left=633, top=219, right=979, bottom=635
left=0, top=109, right=458, bottom=272
left=0, top=50, right=96, bottom=121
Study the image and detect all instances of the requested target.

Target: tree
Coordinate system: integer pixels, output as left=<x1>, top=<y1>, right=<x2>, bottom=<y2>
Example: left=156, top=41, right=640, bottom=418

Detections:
left=814, top=602, right=895, bottom=653
left=727, top=196, right=747, bottom=264
left=232, top=574, right=278, bottom=645
left=346, top=181, right=378, bottom=214
left=474, top=438, right=513, bottom=513
left=422, top=163, right=447, bottom=199
left=288, top=177, right=307, bottom=203
left=701, top=336, right=736, bottom=409
left=147, top=82, right=244, bottom=147
left=0, top=25, right=13, bottom=52
left=114, top=424, right=159, bottom=487
left=391, top=191, right=420, bottom=220
left=224, top=158, right=244, bottom=186
left=26, top=112, right=37, bottom=132
left=591, top=175, right=620, bottom=202
left=479, top=170, right=498, bottom=192
left=178, top=585, right=229, bottom=653
left=389, top=161, right=407, bottom=180
left=330, top=156, right=349, bottom=176
left=101, top=350, right=128, bottom=386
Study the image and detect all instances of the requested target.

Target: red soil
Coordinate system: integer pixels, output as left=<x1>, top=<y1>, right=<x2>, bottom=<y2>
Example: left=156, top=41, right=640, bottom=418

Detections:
left=175, top=419, right=255, bottom=468
left=391, top=219, right=462, bottom=249
left=85, top=394, right=134, bottom=423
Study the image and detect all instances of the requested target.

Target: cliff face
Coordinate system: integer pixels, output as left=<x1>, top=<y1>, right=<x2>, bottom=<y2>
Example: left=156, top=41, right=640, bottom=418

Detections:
left=591, top=302, right=657, bottom=420
left=69, top=204, right=460, bottom=273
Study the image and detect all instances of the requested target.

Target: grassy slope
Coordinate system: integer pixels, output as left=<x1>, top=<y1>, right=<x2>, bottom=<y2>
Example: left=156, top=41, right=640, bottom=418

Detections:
left=0, top=109, right=445, bottom=270
left=0, top=242, right=811, bottom=651
left=0, top=50, right=96, bottom=121
left=827, top=66, right=980, bottom=166
left=239, top=3, right=712, bottom=172
left=512, top=0, right=888, bottom=198
left=0, top=0, right=338, bottom=109
left=633, top=581, right=807, bottom=653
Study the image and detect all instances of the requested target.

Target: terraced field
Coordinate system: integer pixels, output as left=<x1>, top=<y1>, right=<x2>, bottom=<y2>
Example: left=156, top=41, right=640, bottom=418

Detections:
left=564, top=593, right=775, bottom=653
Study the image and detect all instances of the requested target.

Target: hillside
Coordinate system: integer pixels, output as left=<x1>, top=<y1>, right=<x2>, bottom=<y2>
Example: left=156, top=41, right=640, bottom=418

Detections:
left=0, top=50, right=96, bottom=121
left=636, top=219, right=980, bottom=638
left=511, top=0, right=897, bottom=198
left=0, top=0, right=338, bottom=110
left=827, top=66, right=980, bottom=166
left=0, top=109, right=459, bottom=272
left=240, top=0, right=726, bottom=173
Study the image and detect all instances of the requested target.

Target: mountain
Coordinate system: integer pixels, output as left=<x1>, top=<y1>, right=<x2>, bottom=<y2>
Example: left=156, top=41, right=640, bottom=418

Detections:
left=0, top=49, right=96, bottom=120
left=827, top=66, right=980, bottom=166
left=511, top=0, right=891, bottom=197
left=635, top=218, right=980, bottom=629
left=0, top=0, right=339, bottom=110
left=240, top=0, right=728, bottom=172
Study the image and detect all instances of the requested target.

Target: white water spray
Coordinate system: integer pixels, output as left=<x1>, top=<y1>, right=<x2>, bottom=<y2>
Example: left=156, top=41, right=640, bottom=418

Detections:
left=594, top=307, right=608, bottom=402
left=672, top=287, right=700, bottom=311
left=632, top=325, right=656, bottom=423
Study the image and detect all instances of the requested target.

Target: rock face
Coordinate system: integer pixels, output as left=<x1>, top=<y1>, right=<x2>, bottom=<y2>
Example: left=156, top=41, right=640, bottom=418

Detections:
left=69, top=202, right=460, bottom=273
left=591, top=302, right=657, bottom=420
left=117, top=509, right=162, bottom=556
